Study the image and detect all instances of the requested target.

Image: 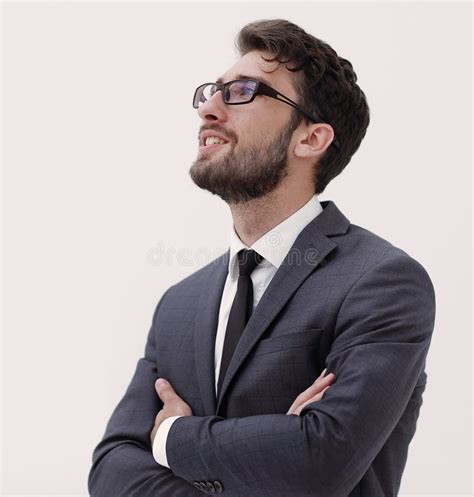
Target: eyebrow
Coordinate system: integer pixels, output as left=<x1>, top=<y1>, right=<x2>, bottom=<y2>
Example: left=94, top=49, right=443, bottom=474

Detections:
left=215, top=74, right=273, bottom=87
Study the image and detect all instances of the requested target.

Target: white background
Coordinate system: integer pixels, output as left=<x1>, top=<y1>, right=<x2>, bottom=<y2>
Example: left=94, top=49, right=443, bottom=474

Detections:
left=1, top=1, right=472, bottom=495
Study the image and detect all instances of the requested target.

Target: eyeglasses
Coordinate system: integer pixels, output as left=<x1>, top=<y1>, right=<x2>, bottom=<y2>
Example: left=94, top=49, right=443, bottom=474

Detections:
left=193, top=78, right=340, bottom=150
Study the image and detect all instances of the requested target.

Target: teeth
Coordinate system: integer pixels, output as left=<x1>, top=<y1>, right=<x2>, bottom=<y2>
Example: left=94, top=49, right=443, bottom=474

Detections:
left=205, top=136, right=227, bottom=146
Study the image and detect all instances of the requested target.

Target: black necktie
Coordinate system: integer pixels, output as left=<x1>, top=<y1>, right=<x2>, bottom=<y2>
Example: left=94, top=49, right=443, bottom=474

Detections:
left=217, top=249, right=263, bottom=398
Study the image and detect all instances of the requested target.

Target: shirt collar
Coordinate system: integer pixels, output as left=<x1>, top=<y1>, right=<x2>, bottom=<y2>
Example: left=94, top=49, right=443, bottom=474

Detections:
left=228, top=194, right=323, bottom=278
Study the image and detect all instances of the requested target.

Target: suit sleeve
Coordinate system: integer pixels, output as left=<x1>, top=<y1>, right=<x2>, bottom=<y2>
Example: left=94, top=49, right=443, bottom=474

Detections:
left=165, top=255, right=436, bottom=497
left=87, top=286, right=202, bottom=497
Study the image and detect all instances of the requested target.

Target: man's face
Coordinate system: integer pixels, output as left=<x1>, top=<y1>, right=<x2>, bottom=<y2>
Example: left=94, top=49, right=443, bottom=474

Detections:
left=189, top=51, right=302, bottom=204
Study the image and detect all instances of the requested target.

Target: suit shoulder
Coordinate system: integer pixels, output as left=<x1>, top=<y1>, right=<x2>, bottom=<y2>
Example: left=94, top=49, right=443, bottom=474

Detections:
left=343, top=222, right=421, bottom=263
left=341, top=223, right=435, bottom=297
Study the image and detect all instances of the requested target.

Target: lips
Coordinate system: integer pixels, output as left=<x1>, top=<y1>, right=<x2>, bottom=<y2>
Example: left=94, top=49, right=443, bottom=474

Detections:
left=199, top=130, right=231, bottom=147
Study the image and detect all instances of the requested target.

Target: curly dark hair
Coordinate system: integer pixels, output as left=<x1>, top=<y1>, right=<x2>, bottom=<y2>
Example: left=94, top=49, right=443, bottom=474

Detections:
left=236, top=19, right=370, bottom=194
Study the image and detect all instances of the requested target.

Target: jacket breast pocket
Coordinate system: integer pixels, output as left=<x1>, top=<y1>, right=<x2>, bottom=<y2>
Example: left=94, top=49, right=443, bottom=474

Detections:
left=232, top=328, right=326, bottom=415
left=253, top=328, right=324, bottom=356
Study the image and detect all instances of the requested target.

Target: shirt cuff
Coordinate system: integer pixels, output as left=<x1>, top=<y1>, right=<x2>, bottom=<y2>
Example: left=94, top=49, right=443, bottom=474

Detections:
left=152, top=415, right=182, bottom=467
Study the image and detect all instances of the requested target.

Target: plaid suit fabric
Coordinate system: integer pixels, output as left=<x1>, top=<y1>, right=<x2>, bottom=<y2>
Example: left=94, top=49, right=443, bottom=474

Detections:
left=88, top=201, right=436, bottom=497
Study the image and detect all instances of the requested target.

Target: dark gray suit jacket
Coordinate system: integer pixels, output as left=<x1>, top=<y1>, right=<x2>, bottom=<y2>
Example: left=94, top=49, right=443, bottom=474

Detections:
left=88, top=200, right=436, bottom=497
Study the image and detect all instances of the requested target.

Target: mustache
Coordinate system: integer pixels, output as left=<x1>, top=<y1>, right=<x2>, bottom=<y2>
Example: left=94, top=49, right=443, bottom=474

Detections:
left=198, top=124, right=238, bottom=143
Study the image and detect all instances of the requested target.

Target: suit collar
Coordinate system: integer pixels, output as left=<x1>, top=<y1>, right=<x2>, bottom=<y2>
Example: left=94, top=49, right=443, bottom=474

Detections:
left=193, top=252, right=229, bottom=415
left=228, top=194, right=324, bottom=274
left=310, top=200, right=350, bottom=238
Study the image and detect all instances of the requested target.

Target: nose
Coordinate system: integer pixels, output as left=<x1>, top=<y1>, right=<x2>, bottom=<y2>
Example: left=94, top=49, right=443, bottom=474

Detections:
left=197, top=90, right=228, bottom=124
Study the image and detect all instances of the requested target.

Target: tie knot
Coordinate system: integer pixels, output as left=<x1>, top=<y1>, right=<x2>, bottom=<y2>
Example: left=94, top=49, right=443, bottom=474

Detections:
left=237, top=249, right=263, bottom=276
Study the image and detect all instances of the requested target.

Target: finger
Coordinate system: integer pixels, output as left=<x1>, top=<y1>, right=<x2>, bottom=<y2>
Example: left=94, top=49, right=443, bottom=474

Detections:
left=154, top=378, right=177, bottom=403
left=287, top=373, right=334, bottom=414
left=150, top=418, right=159, bottom=444
left=287, top=373, right=335, bottom=414
left=295, top=373, right=335, bottom=405
left=294, top=385, right=331, bottom=415
left=318, top=368, right=328, bottom=379
left=286, top=373, right=334, bottom=415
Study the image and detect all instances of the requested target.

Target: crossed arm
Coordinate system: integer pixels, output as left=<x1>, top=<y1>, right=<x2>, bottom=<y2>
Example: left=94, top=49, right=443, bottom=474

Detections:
left=88, top=336, right=333, bottom=497
left=88, top=255, right=435, bottom=497
left=150, top=368, right=335, bottom=446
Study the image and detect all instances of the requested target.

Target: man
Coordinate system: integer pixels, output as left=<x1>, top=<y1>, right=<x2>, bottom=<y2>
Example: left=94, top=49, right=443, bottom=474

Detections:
left=88, top=19, right=436, bottom=497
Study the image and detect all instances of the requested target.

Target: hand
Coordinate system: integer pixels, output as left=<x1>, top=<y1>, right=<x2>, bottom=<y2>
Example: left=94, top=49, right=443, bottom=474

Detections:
left=287, top=368, right=335, bottom=415
left=150, top=378, right=193, bottom=446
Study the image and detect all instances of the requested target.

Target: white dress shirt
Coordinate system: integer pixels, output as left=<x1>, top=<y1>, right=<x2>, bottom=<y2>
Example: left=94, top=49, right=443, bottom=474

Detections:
left=152, top=194, right=323, bottom=467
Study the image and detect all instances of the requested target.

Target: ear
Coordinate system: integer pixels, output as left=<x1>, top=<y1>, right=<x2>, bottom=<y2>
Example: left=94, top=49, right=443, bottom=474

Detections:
left=293, top=123, right=335, bottom=159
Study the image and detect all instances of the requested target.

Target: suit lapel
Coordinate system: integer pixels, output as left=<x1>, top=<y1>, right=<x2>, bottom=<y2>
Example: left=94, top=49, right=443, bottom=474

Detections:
left=193, top=251, right=229, bottom=415
left=216, top=200, right=350, bottom=410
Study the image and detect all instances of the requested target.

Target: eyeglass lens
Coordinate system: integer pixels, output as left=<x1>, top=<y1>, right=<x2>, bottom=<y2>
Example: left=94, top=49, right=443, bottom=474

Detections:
left=194, top=80, right=258, bottom=107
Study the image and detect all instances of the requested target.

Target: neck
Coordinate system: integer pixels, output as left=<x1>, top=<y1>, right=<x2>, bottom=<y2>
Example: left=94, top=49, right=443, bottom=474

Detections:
left=228, top=187, right=315, bottom=247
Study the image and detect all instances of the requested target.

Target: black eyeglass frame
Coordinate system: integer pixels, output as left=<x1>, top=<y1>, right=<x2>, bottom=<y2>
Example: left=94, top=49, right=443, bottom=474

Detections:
left=193, top=78, right=340, bottom=150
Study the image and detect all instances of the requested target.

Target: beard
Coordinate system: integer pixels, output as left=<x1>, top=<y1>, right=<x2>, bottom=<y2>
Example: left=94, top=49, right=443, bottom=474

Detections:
left=189, top=114, right=300, bottom=204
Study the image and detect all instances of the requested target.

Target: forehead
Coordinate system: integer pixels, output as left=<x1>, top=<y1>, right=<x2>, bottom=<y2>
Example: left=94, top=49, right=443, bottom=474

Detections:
left=217, top=50, right=297, bottom=98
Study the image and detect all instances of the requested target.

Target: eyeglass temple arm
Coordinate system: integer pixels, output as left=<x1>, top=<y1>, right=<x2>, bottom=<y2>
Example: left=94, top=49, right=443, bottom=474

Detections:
left=258, top=83, right=340, bottom=150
